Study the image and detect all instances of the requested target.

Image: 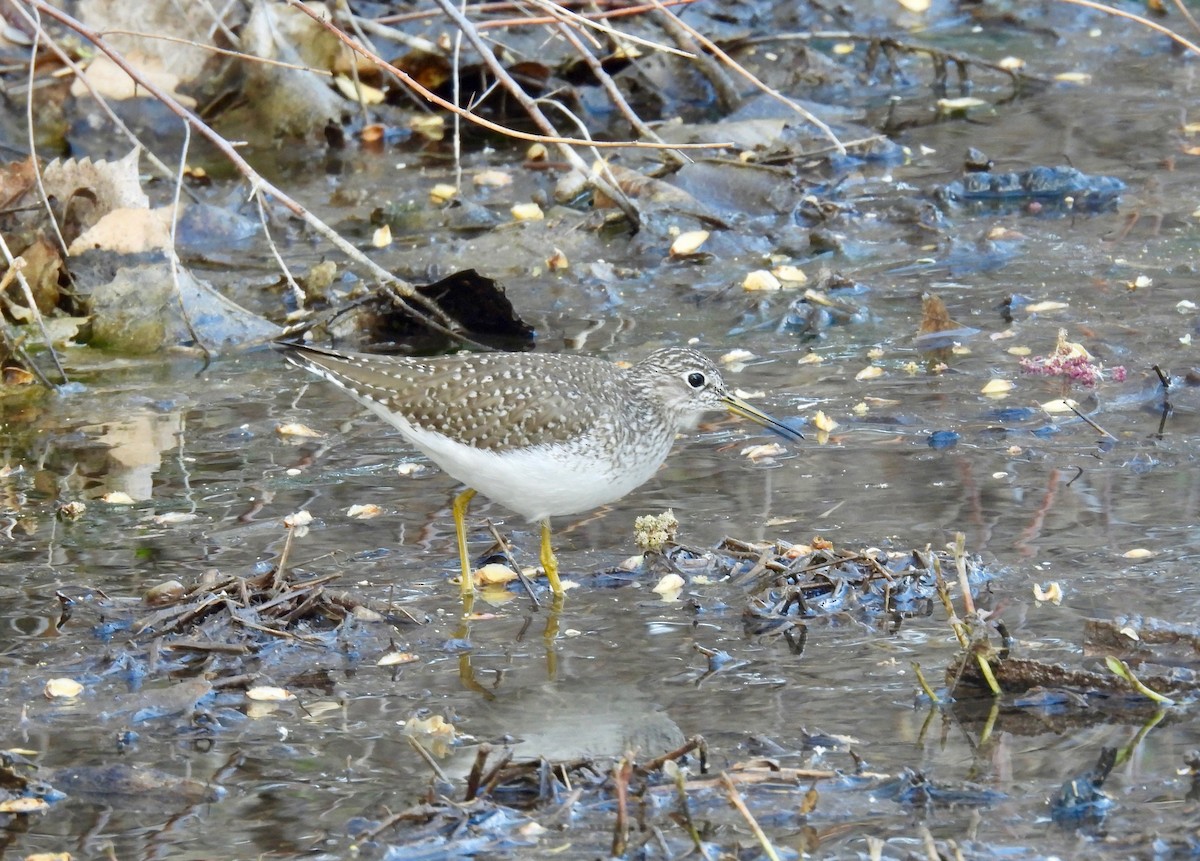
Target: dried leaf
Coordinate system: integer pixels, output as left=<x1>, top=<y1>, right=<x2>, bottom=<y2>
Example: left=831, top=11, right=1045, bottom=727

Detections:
left=741, top=442, right=786, bottom=461
left=473, top=169, right=512, bottom=187
left=276, top=422, right=324, bottom=438
left=652, top=573, right=685, bottom=600
left=246, top=686, right=296, bottom=702
left=429, top=183, right=457, bottom=204
left=44, top=678, right=84, bottom=699
left=333, top=75, right=384, bottom=104
left=742, top=269, right=782, bottom=292
left=346, top=503, right=383, bottom=519
left=981, top=379, right=1013, bottom=395
left=510, top=202, right=544, bottom=221
left=670, top=230, right=709, bottom=257
left=812, top=410, right=838, bottom=432
left=474, top=562, right=518, bottom=586
left=1122, top=548, right=1156, bottom=559
left=371, top=224, right=392, bottom=248
left=377, top=651, right=419, bottom=667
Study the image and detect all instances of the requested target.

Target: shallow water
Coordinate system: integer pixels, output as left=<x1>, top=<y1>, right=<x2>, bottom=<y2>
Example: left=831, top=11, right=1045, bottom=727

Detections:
left=7, top=7, right=1200, bottom=859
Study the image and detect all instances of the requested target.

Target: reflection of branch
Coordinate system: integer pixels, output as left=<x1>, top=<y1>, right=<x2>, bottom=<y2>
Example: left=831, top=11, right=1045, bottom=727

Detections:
left=27, top=0, right=462, bottom=339
left=1056, top=0, right=1200, bottom=55
left=287, top=0, right=730, bottom=152
left=431, top=0, right=639, bottom=225
left=648, top=0, right=845, bottom=153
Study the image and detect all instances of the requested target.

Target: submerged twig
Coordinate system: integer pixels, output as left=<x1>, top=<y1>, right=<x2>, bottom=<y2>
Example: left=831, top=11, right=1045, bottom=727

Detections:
left=720, top=772, right=782, bottom=861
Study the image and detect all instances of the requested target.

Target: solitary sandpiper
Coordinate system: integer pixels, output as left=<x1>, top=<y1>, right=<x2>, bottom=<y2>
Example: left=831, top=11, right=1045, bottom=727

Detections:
left=280, top=343, right=801, bottom=600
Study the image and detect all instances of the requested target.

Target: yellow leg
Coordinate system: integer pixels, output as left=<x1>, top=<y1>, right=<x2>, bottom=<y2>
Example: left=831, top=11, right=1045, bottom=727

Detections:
left=452, top=488, right=478, bottom=603
left=539, top=518, right=564, bottom=598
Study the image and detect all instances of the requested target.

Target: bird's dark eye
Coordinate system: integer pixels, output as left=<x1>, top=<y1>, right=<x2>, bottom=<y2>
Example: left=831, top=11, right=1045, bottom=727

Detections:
left=687, top=371, right=706, bottom=389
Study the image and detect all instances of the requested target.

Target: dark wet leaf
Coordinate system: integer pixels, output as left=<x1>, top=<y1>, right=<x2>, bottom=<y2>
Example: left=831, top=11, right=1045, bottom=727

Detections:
left=331, top=270, right=534, bottom=350
left=927, top=430, right=960, bottom=448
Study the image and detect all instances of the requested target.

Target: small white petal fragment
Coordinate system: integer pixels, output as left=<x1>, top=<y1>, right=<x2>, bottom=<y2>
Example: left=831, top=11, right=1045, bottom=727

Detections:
left=1033, top=582, right=1063, bottom=605
left=377, top=651, right=419, bottom=667
left=855, top=365, right=884, bottom=381
left=897, top=0, right=931, bottom=12
left=276, top=422, right=324, bottom=438
left=1007, top=346, right=1032, bottom=356
left=429, top=183, right=458, bottom=204
left=347, top=504, right=383, bottom=520
left=866, top=347, right=885, bottom=360
left=1176, top=299, right=1198, bottom=313
left=526, top=143, right=548, bottom=161
left=741, top=442, right=786, bottom=461
left=812, top=410, right=838, bottom=432
left=1040, top=398, right=1077, bottom=414
left=742, top=269, right=782, bottom=292
left=720, top=348, right=755, bottom=366
left=396, top=463, right=426, bottom=476
left=246, top=686, right=296, bottom=702
left=670, top=230, right=709, bottom=257
left=511, top=202, right=545, bottom=221
left=44, top=678, right=83, bottom=699
left=797, top=353, right=824, bottom=365
left=1118, top=626, right=1141, bottom=641
left=1122, top=548, right=1156, bottom=559
left=981, top=378, right=1014, bottom=396
left=998, top=56, right=1025, bottom=71
left=1055, top=71, right=1092, bottom=84
left=546, top=248, right=569, bottom=271
left=652, top=573, right=685, bottom=600
left=101, top=491, right=136, bottom=505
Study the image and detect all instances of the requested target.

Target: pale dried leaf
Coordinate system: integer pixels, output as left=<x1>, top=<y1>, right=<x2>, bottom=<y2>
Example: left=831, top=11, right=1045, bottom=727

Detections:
left=71, top=52, right=196, bottom=106
left=333, top=75, right=384, bottom=104
left=377, top=651, right=419, bottom=666
left=473, top=169, right=512, bottom=187
left=43, top=148, right=148, bottom=214
left=652, top=573, right=685, bottom=600
left=742, top=269, right=782, bottom=292
left=346, top=503, right=383, bottom=519
left=44, top=678, right=83, bottom=699
left=511, top=202, right=545, bottom=221
left=68, top=207, right=175, bottom=255
left=1122, top=548, right=1156, bottom=559
left=246, top=686, right=296, bottom=702
left=981, top=379, right=1014, bottom=395
left=670, top=230, right=709, bottom=257
left=276, top=422, right=324, bottom=438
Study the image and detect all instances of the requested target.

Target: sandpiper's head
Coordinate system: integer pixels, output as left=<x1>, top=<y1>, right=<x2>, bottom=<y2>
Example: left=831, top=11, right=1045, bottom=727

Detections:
left=631, top=348, right=803, bottom=440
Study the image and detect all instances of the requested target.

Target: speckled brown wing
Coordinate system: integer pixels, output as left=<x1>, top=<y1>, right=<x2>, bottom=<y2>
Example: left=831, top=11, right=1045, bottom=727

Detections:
left=286, top=347, right=628, bottom=452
